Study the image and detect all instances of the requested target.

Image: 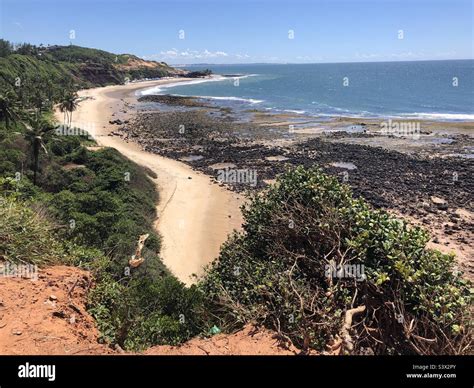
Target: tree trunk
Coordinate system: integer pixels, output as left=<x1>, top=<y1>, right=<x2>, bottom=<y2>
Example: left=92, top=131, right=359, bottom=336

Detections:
left=33, top=139, right=39, bottom=185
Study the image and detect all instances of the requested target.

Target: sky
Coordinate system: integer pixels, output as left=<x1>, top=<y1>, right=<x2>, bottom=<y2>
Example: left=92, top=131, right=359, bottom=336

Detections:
left=0, top=0, right=472, bottom=64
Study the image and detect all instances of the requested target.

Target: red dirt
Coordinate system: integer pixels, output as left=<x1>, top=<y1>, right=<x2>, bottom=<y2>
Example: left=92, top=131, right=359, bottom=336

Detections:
left=0, top=266, right=297, bottom=355
left=0, top=265, right=113, bottom=355
left=145, top=325, right=299, bottom=355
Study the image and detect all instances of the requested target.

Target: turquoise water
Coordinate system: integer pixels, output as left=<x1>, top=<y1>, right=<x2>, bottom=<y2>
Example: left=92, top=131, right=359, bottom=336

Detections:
left=140, top=61, right=474, bottom=121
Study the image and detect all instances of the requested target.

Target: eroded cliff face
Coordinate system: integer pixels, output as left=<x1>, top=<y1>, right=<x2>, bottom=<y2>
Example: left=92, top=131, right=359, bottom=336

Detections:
left=0, top=265, right=112, bottom=355
left=0, top=265, right=295, bottom=356
left=0, top=44, right=191, bottom=92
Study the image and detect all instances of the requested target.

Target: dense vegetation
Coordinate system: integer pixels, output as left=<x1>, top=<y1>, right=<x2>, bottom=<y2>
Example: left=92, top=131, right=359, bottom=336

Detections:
left=186, top=69, right=213, bottom=78
left=0, top=119, right=202, bottom=350
left=199, top=166, right=472, bottom=355
left=0, top=182, right=103, bottom=268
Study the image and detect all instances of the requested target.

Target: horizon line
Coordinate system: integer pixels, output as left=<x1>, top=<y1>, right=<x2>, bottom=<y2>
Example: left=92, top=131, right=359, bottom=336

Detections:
left=169, top=58, right=474, bottom=66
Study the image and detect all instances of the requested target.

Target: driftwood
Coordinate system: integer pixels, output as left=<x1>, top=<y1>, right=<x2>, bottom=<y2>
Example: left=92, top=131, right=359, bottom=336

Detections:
left=128, top=234, right=149, bottom=268
left=328, top=305, right=366, bottom=355
left=341, top=305, right=366, bottom=352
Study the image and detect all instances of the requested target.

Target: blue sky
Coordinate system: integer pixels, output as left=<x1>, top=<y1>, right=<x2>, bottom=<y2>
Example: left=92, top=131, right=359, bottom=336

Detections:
left=0, top=0, right=472, bottom=64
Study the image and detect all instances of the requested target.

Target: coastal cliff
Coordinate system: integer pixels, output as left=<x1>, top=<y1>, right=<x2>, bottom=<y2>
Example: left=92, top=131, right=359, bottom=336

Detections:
left=0, top=41, right=197, bottom=91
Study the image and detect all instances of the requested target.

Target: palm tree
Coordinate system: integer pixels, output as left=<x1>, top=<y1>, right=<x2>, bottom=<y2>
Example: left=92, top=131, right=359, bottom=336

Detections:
left=0, top=90, right=20, bottom=129
left=67, top=91, right=79, bottom=126
left=58, top=98, right=69, bottom=125
left=24, top=114, right=55, bottom=185
left=58, top=91, right=79, bottom=126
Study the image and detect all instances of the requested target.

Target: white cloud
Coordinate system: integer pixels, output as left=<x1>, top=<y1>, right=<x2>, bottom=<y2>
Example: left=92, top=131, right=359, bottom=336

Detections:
left=354, top=50, right=460, bottom=61
left=145, top=48, right=234, bottom=61
left=161, top=48, right=179, bottom=57
left=355, top=52, right=382, bottom=59
left=296, top=55, right=324, bottom=62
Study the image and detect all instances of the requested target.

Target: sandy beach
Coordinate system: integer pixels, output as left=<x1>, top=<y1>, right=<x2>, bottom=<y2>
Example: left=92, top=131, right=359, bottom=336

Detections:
left=56, top=78, right=244, bottom=285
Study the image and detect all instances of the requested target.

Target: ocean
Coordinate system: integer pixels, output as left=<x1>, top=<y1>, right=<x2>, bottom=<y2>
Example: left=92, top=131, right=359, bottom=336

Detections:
left=140, top=60, right=474, bottom=121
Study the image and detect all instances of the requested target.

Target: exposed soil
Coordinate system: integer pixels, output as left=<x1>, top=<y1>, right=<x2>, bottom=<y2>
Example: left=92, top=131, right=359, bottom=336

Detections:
left=0, top=265, right=294, bottom=355
left=145, top=325, right=299, bottom=355
left=0, top=265, right=113, bottom=355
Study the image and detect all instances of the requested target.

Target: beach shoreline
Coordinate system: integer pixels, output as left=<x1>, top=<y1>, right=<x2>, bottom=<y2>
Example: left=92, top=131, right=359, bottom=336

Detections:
left=56, top=78, right=244, bottom=285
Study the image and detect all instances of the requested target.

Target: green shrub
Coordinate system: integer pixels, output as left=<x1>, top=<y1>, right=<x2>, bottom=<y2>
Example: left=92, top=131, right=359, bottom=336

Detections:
left=48, top=136, right=82, bottom=157
left=0, top=185, right=104, bottom=268
left=0, top=127, right=27, bottom=176
left=88, top=269, right=203, bottom=351
left=199, top=166, right=472, bottom=355
left=41, top=146, right=160, bottom=262
left=0, top=194, right=65, bottom=266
